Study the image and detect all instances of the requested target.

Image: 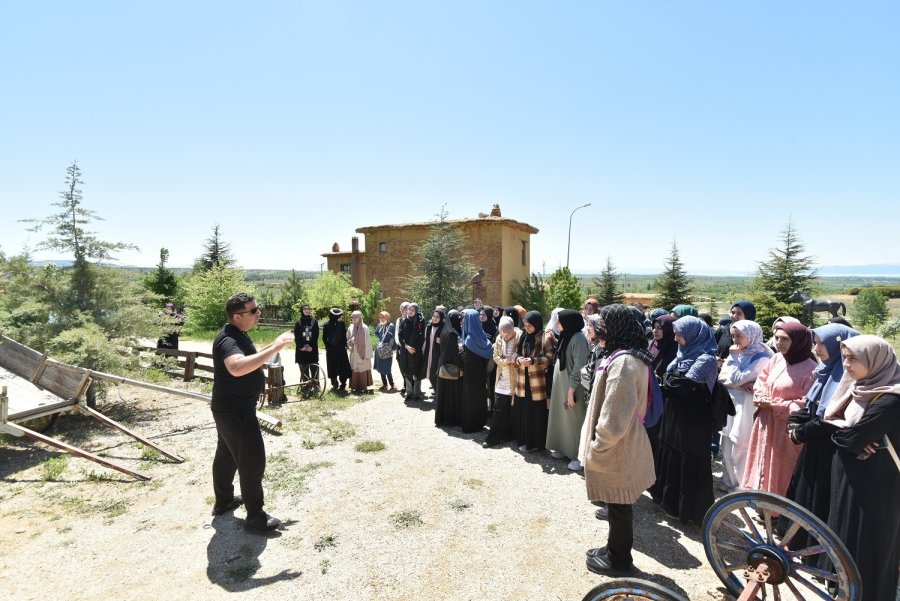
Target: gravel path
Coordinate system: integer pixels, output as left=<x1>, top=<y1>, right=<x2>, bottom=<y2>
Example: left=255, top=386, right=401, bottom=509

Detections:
left=0, top=343, right=731, bottom=601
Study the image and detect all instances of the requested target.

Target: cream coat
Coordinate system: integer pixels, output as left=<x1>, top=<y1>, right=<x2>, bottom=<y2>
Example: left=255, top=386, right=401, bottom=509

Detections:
left=582, top=353, right=656, bottom=505
left=347, top=323, right=373, bottom=371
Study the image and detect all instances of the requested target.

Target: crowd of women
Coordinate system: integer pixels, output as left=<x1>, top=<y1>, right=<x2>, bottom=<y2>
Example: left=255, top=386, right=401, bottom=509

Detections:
left=295, top=297, right=898, bottom=599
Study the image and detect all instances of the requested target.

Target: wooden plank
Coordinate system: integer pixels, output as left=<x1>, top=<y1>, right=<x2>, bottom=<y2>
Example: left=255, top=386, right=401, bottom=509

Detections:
left=30, top=353, right=50, bottom=384
left=1, top=386, right=7, bottom=422
left=8, top=399, right=75, bottom=422
left=35, top=363, right=85, bottom=400
left=5, top=422, right=150, bottom=480
left=73, top=403, right=184, bottom=463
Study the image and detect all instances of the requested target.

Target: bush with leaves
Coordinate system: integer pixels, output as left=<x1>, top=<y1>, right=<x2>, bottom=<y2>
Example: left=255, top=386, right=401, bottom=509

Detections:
left=143, top=247, right=178, bottom=304
left=183, top=265, right=250, bottom=332
left=546, top=267, right=582, bottom=311
left=747, top=291, right=801, bottom=332
left=278, top=270, right=306, bottom=321
left=509, top=273, right=548, bottom=317
left=357, top=279, right=387, bottom=325
left=294, top=270, right=362, bottom=320
left=852, top=288, right=888, bottom=331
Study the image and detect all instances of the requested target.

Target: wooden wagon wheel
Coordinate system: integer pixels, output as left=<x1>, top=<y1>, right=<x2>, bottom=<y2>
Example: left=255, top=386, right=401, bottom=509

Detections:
left=296, top=364, right=327, bottom=399
left=581, top=578, right=688, bottom=601
left=702, top=491, right=861, bottom=600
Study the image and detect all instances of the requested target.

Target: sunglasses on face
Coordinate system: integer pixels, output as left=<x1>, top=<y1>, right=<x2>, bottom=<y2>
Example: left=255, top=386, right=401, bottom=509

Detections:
left=236, top=306, right=261, bottom=315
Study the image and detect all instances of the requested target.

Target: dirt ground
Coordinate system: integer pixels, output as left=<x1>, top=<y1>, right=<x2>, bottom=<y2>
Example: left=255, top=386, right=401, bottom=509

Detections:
left=0, top=342, right=732, bottom=601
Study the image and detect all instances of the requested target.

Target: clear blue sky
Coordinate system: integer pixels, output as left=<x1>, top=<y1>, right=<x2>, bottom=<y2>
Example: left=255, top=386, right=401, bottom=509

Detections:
left=2, top=2, right=898, bottom=276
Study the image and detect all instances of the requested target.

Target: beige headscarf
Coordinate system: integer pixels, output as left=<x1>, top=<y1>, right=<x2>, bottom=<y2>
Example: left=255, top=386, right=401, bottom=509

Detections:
left=824, top=335, right=900, bottom=428
left=350, top=311, right=367, bottom=357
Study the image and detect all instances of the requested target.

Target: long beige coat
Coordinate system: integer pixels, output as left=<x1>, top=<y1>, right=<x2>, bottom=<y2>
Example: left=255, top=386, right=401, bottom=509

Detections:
left=582, top=353, right=656, bottom=505
left=347, top=324, right=373, bottom=372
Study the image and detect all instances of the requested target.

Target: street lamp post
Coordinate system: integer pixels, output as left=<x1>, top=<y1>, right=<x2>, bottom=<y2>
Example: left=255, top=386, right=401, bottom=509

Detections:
left=566, top=203, right=591, bottom=269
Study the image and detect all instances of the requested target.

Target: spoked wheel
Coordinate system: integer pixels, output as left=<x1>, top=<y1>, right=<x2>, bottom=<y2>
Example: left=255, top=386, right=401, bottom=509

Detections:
left=702, top=491, right=861, bottom=600
left=582, top=578, right=688, bottom=601
left=297, top=364, right=327, bottom=399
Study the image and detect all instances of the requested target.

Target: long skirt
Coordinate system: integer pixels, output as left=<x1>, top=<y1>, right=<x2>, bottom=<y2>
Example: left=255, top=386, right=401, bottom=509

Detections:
left=515, top=377, right=548, bottom=450
left=485, top=393, right=515, bottom=445
left=652, top=398, right=714, bottom=524
left=350, top=370, right=373, bottom=391
left=435, top=376, right=461, bottom=427
left=460, top=353, right=488, bottom=434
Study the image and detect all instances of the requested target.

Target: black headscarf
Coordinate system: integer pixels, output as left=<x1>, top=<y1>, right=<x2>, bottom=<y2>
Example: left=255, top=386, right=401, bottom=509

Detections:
left=598, top=304, right=652, bottom=365
left=650, top=314, right=678, bottom=378
left=555, top=309, right=585, bottom=370
left=503, top=306, right=521, bottom=329
left=447, top=310, right=463, bottom=336
left=480, top=307, right=498, bottom=341
left=517, top=310, right=544, bottom=357
left=491, top=306, right=502, bottom=327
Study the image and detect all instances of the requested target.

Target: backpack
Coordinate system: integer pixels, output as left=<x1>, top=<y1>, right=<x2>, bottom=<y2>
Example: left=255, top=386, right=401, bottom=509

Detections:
left=599, top=350, right=664, bottom=428
left=709, top=379, right=736, bottom=431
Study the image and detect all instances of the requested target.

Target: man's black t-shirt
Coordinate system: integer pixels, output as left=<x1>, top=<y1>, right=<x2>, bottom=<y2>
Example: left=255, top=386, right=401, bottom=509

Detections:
left=211, top=323, right=265, bottom=411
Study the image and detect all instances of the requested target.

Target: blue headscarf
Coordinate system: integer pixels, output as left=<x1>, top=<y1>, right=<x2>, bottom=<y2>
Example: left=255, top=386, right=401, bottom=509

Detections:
left=731, top=300, right=756, bottom=322
left=462, top=309, right=494, bottom=360
left=808, top=323, right=859, bottom=416
left=649, top=308, right=668, bottom=322
left=668, top=316, right=719, bottom=391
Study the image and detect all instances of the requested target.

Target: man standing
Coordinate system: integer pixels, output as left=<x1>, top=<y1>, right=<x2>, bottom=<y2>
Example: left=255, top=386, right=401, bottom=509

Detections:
left=211, top=292, right=294, bottom=532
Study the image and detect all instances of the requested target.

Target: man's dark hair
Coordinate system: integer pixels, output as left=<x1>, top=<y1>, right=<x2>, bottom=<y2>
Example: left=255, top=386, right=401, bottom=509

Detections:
left=226, top=292, right=256, bottom=318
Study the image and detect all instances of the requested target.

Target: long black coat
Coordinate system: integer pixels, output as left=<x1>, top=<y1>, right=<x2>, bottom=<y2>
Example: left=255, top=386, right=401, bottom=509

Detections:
left=293, top=316, right=319, bottom=365
left=399, top=313, right=425, bottom=376
left=322, top=316, right=351, bottom=381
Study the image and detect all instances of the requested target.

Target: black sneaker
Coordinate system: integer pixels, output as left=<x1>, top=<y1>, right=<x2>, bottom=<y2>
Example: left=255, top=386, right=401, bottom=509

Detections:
left=246, top=512, right=281, bottom=533
left=586, top=550, right=632, bottom=574
left=211, top=495, right=243, bottom=516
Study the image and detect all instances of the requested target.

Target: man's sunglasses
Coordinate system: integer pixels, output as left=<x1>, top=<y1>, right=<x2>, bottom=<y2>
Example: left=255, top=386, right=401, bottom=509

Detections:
left=236, top=306, right=261, bottom=315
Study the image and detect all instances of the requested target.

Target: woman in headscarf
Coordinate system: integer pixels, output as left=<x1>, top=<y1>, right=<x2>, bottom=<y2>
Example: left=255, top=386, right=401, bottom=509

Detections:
left=546, top=310, right=590, bottom=471
left=740, top=321, right=816, bottom=495
left=346, top=310, right=373, bottom=394
left=460, top=309, right=493, bottom=434
left=513, top=310, right=556, bottom=452
left=670, top=304, right=699, bottom=318
left=652, top=316, right=718, bottom=524
left=716, top=301, right=756, bottom=361
left=422, top=309, right=445, bottom=399
left=783, top=323, right=859, bottom=528
left=824, top=335, right=900, bottom=601
left=374, top=311, right=396, bottom=392
left=483, top=316, right=520, bottom=448
left=400, top=303, right=426, bottom=402
left=581, top=304, right=656, bottom=574
left=293, top=303, right=319, bottom=384
left=765, top=315, right=802, bottom=352
left=502, top=307, right=521, bottom=329
left=546, top=307, right=564, bottom=337
left=492, top=305, right=503, bottom=328
left=322, top=308, right=351, bottom=392
left=480, top=307, right=498, bottom=343
left=717, top=320, right=772, bottom=491
left=647, top=314, right=678, bottom=463
left=395, top=302, right=410, bottom=396
left=434, top=310, right=463, bottom=428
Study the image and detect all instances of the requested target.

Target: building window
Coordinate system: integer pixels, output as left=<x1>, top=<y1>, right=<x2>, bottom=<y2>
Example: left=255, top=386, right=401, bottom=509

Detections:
left=521, top=241, right=527, bottom=265
left=340, top=263, right=351, bottom=274
left=379, top=242, right=387, bottom=253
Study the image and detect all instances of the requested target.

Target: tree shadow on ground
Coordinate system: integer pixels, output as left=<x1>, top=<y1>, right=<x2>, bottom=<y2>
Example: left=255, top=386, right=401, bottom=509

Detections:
left=206, top=515, right=301, bottom=591
left=631, top=495, right=703, bottom=569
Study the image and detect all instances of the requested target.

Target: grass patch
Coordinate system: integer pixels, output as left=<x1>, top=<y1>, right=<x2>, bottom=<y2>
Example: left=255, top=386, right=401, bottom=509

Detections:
left=463, top=478, right=484, bottom=488
left=486, top=523, right=499, bottom=535
left=391, top=510, right=423, bottom=529
left=320, top=559, right=331, bottom=575
left=86, top=470, right=116, bottom=482
left=41, top=455, right=69, bottom=481
left=449, top=498, right=472, bottom=512
left=314, top=534, right=337, bottom=551
left=140, top=447, right=162, bottom=461
left=266, top=452, right=334, bottom=497
left=302, top=439, right=317, bottom=449
left=354, top=439, right=386, bottom=453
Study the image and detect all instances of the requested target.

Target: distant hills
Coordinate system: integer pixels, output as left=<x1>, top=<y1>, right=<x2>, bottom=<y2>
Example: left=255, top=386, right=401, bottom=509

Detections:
left=28, top=260, right=900, bottom=279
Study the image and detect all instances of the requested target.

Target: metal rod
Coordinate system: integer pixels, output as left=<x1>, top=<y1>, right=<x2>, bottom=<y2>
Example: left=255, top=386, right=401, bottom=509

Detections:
left=566, top=202, right=591, bottom=269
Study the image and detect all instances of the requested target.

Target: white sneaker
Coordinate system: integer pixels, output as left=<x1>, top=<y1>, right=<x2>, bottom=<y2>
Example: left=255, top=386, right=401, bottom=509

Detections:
left=518, top=445, right=528, bottom=452
left=567, top=459, right=583, bottom=471
left=550, top=450, right=565, bottom=459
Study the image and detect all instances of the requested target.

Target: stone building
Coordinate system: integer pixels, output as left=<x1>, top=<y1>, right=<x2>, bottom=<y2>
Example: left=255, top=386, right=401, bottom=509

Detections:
left=322, top=209, right=539, bottom=315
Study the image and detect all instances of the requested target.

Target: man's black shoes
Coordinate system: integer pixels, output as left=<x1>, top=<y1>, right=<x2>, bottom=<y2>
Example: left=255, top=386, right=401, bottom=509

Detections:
left=211, top=495, right=243, bottom=516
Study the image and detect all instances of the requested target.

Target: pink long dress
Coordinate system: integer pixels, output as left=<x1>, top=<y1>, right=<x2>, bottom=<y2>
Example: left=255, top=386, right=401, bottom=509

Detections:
left=740, top=353, right=816, bottom=495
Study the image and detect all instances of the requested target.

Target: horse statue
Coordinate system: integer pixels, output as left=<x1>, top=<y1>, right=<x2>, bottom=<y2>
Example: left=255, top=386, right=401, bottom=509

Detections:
left=787, top=290, right=847, bottom=324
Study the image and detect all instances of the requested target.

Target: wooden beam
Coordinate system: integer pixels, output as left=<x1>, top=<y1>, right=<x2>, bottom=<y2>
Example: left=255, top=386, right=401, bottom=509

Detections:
left=1, top=385, right=7, bottom=423
left=30, top=353, right=49, bottom=384
left=7, top=422, right=150, bottom=481
left=73, top=403, right=184, bottom=463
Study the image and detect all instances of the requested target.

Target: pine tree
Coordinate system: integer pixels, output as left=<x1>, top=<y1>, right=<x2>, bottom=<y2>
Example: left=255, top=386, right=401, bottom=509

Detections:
left=653, top=241, right=693, bottom=309
left=546, top=266, right=582, bottom=311
left=194, top=224, right=235, bottom=271
left=22, top=161, right=137, bottom=311
left=594, top=256, right=625, bottom=306
left=278, top=269, right=306, bottom=320
left=756, top=221, right=817, bottom=303
left=144, top=247, right=178, bottom=302
left=403, top=206, right=473, bottom=312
